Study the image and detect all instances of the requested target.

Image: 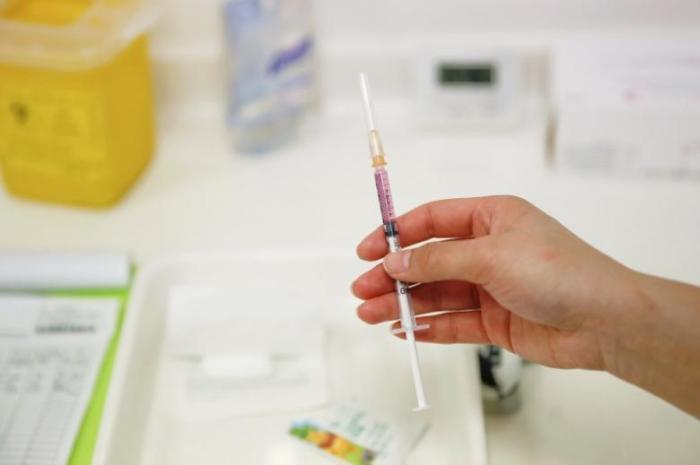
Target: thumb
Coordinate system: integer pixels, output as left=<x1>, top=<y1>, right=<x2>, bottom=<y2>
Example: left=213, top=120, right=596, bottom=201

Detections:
left=383, top=237, right=497, bottom=285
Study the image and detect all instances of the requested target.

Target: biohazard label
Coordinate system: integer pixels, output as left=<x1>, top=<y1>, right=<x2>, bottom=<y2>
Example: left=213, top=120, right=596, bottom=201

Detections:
left=0, top=80, right=108, bottom=180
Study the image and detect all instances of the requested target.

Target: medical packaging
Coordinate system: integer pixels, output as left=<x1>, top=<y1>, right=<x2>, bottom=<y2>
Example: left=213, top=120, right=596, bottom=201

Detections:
left=552, top=38, right=700, bottom=178
left=0, top=0, right=157, bottom=207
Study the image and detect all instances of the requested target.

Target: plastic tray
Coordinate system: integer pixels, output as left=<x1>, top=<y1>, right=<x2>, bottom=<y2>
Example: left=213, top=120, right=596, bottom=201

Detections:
left=92, top=251, right=487, bottom=465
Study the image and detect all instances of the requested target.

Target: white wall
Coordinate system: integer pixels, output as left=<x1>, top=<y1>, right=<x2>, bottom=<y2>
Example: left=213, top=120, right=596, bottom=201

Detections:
left=152, top=0, right=700, bottom=55
left=149, top=0, right=700, bottom=118
left=316, top=0, right=700, bottom=39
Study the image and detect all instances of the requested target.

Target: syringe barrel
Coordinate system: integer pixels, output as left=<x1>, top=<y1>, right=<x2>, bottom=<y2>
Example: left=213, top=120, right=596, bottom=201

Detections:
left=374, top=166, right=414, bottom=329
left=383, top=228, right=414, bottom=330
left=374, top=167, right=395, bottom=224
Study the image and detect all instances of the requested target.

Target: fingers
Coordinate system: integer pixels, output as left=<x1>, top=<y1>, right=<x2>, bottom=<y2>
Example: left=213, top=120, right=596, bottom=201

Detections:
left=391, top=311, right=491, bottom=344
left=383, top=237, right=499, bottom=286
left=357, top=280, right=479, bottom=324
left=351, top=263, right=395, bottom=300
left=357, top=198, right=488, bottom=261
left=357, top=196, right=515, bottom=261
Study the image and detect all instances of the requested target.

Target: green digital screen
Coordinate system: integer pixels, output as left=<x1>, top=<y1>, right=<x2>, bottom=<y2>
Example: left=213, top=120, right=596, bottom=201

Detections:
left=439, top=64, right=496, bottom=86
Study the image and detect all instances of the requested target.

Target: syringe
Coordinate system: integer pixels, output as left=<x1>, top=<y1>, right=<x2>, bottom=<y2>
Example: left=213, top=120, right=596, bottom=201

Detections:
left=359, top=72, right=430, bottom=412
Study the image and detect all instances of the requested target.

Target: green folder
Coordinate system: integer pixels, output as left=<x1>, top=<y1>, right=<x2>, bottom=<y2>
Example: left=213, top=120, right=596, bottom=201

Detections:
left=49, top=280, right=132, bottom=465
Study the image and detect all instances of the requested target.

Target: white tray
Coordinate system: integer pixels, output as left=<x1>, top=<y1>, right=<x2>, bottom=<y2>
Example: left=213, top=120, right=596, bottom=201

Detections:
left=92, top=251, right=487, bottom=465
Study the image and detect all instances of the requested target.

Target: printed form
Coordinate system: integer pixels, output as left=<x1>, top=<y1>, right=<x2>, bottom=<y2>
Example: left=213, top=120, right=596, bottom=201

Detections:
left=0, top=296, right=118, bottom=465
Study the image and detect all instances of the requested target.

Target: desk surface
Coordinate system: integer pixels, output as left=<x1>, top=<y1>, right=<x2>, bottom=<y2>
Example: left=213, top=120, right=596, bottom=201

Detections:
left=1, top=103, right=700, bottom=464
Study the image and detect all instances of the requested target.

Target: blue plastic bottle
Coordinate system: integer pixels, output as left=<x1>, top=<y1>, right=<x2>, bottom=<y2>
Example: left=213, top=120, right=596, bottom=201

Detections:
left=223, top=0, right=317, bottom=154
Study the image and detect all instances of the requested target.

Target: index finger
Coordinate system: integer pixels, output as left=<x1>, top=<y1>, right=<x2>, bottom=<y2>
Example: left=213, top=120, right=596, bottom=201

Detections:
left=357, top=197, right=495, bottom=261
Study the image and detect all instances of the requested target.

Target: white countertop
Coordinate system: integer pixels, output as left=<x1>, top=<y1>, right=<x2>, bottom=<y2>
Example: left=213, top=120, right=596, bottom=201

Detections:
left=1, top=102, right=700, bottom=464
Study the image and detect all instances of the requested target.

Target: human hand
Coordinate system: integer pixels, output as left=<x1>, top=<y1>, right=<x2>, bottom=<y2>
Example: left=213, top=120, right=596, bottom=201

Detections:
left=351, top=196, right=639, bottom=371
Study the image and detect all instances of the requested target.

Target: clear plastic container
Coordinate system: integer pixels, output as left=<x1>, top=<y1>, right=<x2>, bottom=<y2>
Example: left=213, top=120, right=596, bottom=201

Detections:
left=0, top=0, right=157, bottom=207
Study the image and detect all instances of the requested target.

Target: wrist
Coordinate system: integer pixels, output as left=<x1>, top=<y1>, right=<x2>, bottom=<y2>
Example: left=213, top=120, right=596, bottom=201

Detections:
left=598, top=270, right=700, bottom=417
left=594, top=267, right=650, bottom=377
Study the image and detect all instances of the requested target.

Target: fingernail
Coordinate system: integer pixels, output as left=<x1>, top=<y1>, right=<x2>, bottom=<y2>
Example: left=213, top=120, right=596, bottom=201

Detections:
left=390, top=323, right=406, bottom=338
left=350, top=280, right=359, bottom=297
left=356, top=229, right=378, bottom=255
left=384, top=251, right=410, bottom=274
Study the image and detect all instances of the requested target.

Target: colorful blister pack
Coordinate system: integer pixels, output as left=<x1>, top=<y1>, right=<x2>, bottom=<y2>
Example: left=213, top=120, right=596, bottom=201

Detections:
left=290, top=421, right=376, bottom=465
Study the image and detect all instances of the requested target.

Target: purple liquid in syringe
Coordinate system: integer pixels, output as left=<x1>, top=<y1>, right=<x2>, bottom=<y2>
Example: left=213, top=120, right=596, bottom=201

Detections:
left=374, top=167, right=396, bottom=224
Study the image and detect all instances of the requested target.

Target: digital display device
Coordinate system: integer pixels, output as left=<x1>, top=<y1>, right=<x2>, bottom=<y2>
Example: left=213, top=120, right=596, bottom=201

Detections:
left=439, top=64, right=496, bottom=86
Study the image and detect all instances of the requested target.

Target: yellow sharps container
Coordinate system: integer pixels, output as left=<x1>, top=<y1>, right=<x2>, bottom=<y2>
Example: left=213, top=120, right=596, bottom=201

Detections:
left=0, top=0, right=156, bottom=207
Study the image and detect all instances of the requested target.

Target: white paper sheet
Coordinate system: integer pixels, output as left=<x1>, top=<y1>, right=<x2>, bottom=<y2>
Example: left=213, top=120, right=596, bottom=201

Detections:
left=0, top=296, right=118, bottom=465
left=163, top=286, right=328, bottom=420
